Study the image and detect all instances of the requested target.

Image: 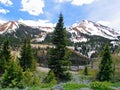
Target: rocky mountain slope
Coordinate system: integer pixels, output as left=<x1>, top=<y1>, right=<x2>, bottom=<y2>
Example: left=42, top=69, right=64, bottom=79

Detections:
left=0, top=21, right=53, bottom=43
left=0, top=20, right=119, bottom=43
left=0, top=20, right=120, bottom=57
left=68, top=20, right=120, bottom=43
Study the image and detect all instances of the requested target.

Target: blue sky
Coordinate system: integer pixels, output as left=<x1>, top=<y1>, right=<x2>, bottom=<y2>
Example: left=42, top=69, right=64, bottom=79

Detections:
left=0, top=0, right=120, bottom=29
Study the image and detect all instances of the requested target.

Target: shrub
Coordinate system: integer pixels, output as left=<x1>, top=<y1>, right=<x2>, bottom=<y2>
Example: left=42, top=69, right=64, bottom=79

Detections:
left=83, top=66, right=88, bottom=75
left=90, top=81, right=114, bottom=90
left=1, top=61, right=23, bottom=88
left=61, top=72, right=72, bottom=81
left=21, top=69, right=40, bottom=87
left=44, top=70, right=57, bottom=84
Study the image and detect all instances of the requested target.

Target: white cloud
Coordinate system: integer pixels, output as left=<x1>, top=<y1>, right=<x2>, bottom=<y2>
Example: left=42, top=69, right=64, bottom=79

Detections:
left=0, top=9, right=9, bottom=14
left=55, top=0, right=96, bottom=5
left=55, top=0, right=71, bottom=3
left=0, top=0, right=13, bottom=6
left=97, top=21, right=110, bottom=26
left=97, top=20, right=120, bottom=30
left=18, top=19, right=55, bottom=27
left=20, top=0, right=45, bottom=16
left=109, top=19, right=120, bottom=30
left=87, top=0, right=120, bottom=29
left=0, top=18, right=8, bottom=24
left=71, top=0, right=95, bottom=6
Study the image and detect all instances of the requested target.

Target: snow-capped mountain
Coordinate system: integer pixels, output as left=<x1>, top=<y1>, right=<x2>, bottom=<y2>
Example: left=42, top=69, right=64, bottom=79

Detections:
left=68, top=20, right=120, bottom=43
left=0, top=21, right=19, bottom=34
left=0, top=21, right=54, bottom=34
left=0, top=20, right=120, bottom=57
left=0, top=20, right=120, bottom=44
left=0, top=21, right=54, bottom=42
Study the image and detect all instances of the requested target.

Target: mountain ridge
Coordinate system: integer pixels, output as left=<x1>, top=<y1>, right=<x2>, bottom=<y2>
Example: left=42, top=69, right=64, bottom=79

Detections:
left=0, top=20, right=119, bottom=57
left=68, top=20, right=119, bottom=43
left=0, top=20, right=120, bottom=43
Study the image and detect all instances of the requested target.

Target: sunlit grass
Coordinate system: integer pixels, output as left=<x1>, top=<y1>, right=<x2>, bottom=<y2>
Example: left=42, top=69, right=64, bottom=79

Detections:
left=63, top=82, right=88, bottom=90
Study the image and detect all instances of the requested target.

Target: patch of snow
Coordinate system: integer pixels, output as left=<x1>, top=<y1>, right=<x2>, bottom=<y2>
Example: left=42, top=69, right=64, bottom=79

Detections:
left=69, top=20, right=120, bottom=42
left=88, top=50, right=95, bottom=58
left=39, top=26, right=54, bottom=33
left=35, top=34, right=46, bottom=42
left=70, top=37, right=88, bottom=43
left=14, top=34, right=18, bottom=38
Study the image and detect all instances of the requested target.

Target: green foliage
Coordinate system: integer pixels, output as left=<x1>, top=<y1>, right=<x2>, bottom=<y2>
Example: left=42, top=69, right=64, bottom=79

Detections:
left=1, top=60, right=23, bottom=88
left=111, top=54, right=120, bottom=82
left=83, top=66, right=88, bottom=75
left=39, top=83, right=54, bottom=88
left=0, top=53, right=7, bottom=75
left=63, top=83, right=88, bottom=90
left=90, top=81, right=114, bottom=90
left=44, top=70, right=57, bottom=84
left=19, top=39, right=37, bottom=71
left=21, top=69, right=40, bottom=87
left=112, top=82, right=120, bottom=87
left=97, top=43, right=113, bottom=81
left=61, top=72, right=72, bottom=81
left=0, top=39, right=11, bottom=74
left=48, top=13, right=71, bottom=81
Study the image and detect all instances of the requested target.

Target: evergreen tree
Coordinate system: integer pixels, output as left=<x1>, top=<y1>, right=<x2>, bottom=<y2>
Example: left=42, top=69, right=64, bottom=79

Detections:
left=19, top=39, right=36, bottom=71
left=1, top=60, right=23, bottom=88
left=22, top=69, right=40, bottom=87
left=48, top=13, right=71, bottom=81
left=97, top=43, right=113, bottom=81
left=0, top=39, right=11, bottom=74
left=83, top=66, right=88, bottom=75
left=44, top=70, right=57, bottom=84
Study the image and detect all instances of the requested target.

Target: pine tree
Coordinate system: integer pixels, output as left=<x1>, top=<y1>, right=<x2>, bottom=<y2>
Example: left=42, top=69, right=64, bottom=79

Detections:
left=48, top=13, right=71, bottom=81
left=19, top=39, right=36, bottom=71
left=83, top=66, right=88, bottom=75
left=44, top=70, right=57, bottom=84
left=97, top=43, right=113, bottom=81
left=1, top=60, right=23, bottom=88
left=22, top=69, right=40, bottom=87
left=0, top=39, right=11, bottom=74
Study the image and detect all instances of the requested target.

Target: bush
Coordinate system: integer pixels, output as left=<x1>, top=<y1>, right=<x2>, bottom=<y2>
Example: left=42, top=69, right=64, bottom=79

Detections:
left=1, top=61, right=23, bottom=88
left=21, top=69, right=40, bottom=87
left=61, top=72, right=72, bottom=81
left=44, top=70, right=57, bottom=84
left=83, top=66, right=88, bottom=75
left=90, top=81, right=114, bottom=90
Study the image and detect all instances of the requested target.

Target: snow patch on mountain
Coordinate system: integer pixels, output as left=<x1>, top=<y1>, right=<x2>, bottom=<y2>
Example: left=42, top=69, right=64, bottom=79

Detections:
left=37, top=26, right=54, bottom=33
left=68, top=20, right=120, bottom=43
left=32, top=32, right=47, bottom=42
left=0, top=20, right=120, bottom=43
left=0, top=21, right=19, bottom=34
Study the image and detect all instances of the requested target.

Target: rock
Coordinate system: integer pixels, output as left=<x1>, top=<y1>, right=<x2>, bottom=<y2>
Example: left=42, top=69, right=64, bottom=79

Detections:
left=51, top=84, right=64, bottom=90
left=80, top=88, right=93, bottom=90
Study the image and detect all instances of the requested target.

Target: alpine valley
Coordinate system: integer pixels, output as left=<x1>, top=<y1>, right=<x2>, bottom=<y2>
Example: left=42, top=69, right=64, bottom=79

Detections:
left=0, top=20, right=120, bottom=58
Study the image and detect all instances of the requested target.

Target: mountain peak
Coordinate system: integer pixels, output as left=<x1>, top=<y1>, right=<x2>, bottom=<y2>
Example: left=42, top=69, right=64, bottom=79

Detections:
left=0, top=21, right=19, bottom=34
left=68, top=20, right=119, bottom=43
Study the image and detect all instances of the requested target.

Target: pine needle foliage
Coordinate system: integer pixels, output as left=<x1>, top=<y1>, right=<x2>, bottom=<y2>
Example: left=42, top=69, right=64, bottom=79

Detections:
left=97, top=43, right=113, bottom=81
left=48, top=13, right=71, bottom=81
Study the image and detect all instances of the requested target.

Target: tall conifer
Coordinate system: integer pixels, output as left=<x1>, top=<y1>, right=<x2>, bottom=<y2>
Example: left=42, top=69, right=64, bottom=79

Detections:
left=48, top=14, right=71, bottom=81
left=19, top=39, right=36, bottom=71
left=97, top=43, right=113, bottom=81
left=0, top=39, right=11, bottom=74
